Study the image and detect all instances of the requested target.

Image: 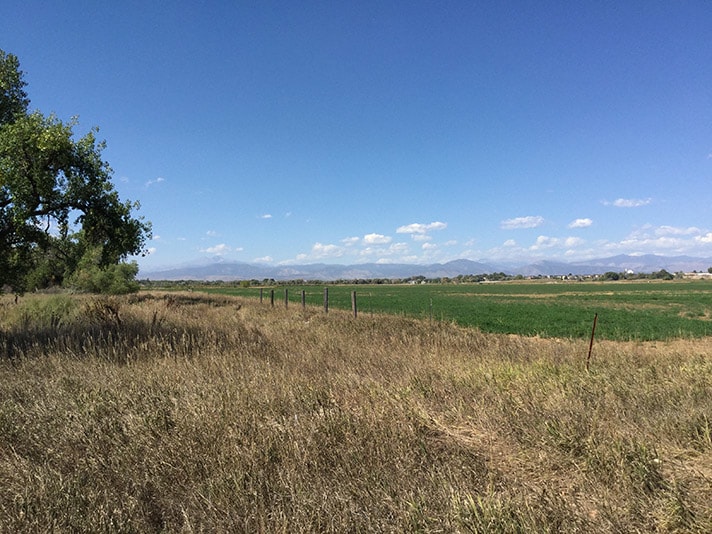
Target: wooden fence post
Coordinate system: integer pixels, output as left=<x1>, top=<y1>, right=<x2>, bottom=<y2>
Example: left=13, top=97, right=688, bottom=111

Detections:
left=301, top=290, right=306, bottom=310
left=284, top=288, right=288, bottom=309
left=586, top=313, right=598, bottom=372
left=323, top=287, right=329, bottom=313
left=352, top=290, right=357, bottom=318
left=270, top=289, right=274, bottom=307
left=260, top=288, right=263, bottom=304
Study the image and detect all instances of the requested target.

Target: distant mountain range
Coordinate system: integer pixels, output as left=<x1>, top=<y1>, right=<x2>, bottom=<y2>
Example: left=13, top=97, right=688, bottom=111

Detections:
left=140, top=254, right=712, bottom=281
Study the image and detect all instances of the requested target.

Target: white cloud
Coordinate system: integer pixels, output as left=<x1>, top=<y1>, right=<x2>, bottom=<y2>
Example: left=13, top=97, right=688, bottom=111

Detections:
left=254, top=256, right=273, bottom=263
left=422, top=242, right=437, bottom=250
left=311, top=242, right=344, bottom=258
left=389, top=242, right=409, bottom=254
left=363, top=233, right=392, bottom=245
left=341, top=237, right=360, bottom=246
left=202, top=243, right=230, bottom=255
left=568, top=218, right=593, bottom=229
left=604, top=198, right=652, bottom=208
left=530, top=235, right=559, bottom=249
left=564, top=237, right=584, bottom=247
left=259, top=214, right=273, bottom=219
left=360, top=241, right=409, bottom=259
left=145, top=247, right=156, bottom=255
left=619, top=235, right=683, bottom=250
left=395, top=226, right=438, bottom=248
left=206, top=230, right=217, bottom=237
left=474, top=222, right=712, bottom=262
left=396, top=221, right=447, bottom=235
left=696, top=233, right=712, bottom=244
left=501, top=216, right=544, bottom=230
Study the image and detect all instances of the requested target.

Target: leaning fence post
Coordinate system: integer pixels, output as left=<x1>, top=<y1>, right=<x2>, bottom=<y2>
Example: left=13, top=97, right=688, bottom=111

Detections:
left=323, top=287, right=329, bottom=313
left=586, top=313, right=598, bottom=372
left=352, top=290, right=357, bottom=318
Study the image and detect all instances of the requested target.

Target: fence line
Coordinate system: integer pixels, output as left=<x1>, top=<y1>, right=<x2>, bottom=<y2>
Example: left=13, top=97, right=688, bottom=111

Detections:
left=258, top=287, right=361, bottom=317
left=245, top=287, right=616, bottom=343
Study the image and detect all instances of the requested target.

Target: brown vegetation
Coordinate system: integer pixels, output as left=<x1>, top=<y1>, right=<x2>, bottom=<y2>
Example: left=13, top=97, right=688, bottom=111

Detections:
left=1, top=292, right=711, bottom=532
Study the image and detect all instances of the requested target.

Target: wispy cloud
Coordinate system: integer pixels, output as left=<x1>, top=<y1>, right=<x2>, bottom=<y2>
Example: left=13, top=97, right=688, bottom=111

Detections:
left=655, top=225, right=701, bottom=236
left=501, top=216, right=544, bottom=230
left=397, top=221, right=447, bottom=235
left=360, top=242, right=410, bottom=260
left=599, top=225, right=712, bottom=255
left=604, top=198, right=652, bottom=208
left=259, top=214, right=273, bottom=219
left=412, top=234, right=433, bottom=242
left=568, top=218, right=593, bottom=228
left=145, top=177, right=165, bottom=187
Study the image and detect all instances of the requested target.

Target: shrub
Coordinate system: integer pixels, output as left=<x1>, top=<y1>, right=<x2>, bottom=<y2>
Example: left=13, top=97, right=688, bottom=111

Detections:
left=65, top=260, right=140, bottom=294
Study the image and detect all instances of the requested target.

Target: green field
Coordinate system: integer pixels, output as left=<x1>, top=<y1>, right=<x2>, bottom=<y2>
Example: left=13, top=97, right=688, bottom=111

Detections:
left=201, top=280, right=712, bottom=341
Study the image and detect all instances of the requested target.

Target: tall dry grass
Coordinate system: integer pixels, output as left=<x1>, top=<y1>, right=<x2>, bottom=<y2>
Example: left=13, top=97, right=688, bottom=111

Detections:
left=0, top=292, right=710, bottom=532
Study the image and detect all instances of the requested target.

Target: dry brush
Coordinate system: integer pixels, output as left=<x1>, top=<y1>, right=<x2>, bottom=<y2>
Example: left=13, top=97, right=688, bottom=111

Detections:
left=0, top=292, right=710, bottom=532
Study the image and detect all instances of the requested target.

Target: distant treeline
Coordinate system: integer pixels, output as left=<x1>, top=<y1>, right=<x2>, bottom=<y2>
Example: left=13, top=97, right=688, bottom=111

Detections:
left=139, top=268, right=693, bottom=289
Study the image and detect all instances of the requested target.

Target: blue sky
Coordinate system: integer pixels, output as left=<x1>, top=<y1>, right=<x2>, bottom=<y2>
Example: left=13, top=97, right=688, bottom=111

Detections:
left=3, top=1, right=711, bottom=271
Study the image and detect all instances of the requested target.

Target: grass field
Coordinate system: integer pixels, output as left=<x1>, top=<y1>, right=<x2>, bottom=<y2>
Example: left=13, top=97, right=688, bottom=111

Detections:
left=202, top=279, right=712, bottom=341
left=1, top=291, right=711, bottom=531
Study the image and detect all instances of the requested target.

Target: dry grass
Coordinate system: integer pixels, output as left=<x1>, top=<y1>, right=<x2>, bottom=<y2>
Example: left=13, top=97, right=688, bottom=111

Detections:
left=1, top=291, right=711, bottom=532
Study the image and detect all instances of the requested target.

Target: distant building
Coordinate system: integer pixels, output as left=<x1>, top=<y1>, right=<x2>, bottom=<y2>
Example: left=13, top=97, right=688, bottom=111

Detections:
left=683, top=272, right=712, bottom=279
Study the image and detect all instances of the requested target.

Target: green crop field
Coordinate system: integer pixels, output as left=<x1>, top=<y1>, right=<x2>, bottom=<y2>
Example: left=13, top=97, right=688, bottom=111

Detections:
left=201, top=280, right=712, bottom=341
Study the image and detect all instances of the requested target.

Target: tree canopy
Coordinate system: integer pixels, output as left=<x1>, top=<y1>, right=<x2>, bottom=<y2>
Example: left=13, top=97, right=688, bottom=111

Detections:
left=0, top=50, right=151, bottom=293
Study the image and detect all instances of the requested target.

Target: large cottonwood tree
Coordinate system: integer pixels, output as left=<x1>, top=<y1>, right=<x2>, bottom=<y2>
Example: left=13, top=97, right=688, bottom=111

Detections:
left=0, top=50, right=151, bottom=292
